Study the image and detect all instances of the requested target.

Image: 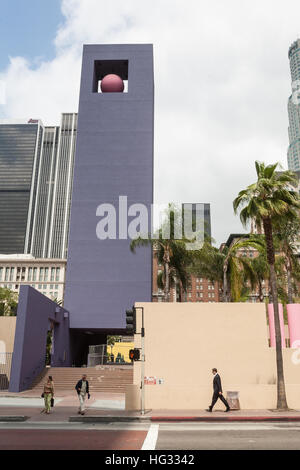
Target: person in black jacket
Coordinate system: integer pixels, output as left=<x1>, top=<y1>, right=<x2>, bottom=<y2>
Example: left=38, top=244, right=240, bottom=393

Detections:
left=206, top=368, right=230, bottom=412
left=75, top=374, right=90, bottom=415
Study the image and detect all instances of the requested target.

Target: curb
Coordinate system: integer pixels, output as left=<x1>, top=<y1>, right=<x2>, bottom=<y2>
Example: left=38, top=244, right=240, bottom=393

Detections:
left=69, top=415, right=151, bottom=423
left=0, top=416, right=29, bottom=422
left=69, top=415, right=300, bottom=423
left=150, top=416, right=300, bottom=422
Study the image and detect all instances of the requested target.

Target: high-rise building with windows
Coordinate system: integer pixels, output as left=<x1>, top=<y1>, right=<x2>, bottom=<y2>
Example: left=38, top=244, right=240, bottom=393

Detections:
left=287, top=39, right=300, bottom=171
left=30, top=113, right=77, bottom=259
left=0, top=113, right=77, bottom=258
left=0, top=120, right=44, bottom=254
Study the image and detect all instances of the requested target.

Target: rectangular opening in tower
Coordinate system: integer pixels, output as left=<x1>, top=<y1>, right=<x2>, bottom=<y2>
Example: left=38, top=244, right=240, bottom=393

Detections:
left=93, top=60, right=128, bottom=93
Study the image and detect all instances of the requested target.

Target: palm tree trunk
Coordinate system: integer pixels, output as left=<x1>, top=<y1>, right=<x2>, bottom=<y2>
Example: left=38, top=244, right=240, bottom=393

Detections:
left=287, top=260, right=293, bottom=304
left=164, top=261, right=170, bottom=302
left=223, top=260, right=229, bottom=302
left=163, top=246, right=171, bottom=302
left=223, top=270, right=227, bottom=302
left=263, top=217, right=288, bottom=410
left=258, top=280, right=264, bottom=302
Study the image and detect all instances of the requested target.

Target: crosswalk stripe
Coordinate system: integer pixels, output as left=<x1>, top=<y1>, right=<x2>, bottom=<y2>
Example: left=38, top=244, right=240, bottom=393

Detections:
left=142, top=424, right=159, bottom=450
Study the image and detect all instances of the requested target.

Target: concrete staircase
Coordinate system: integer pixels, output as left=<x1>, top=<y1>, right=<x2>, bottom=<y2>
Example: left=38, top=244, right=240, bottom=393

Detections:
left=30, top=366, right=133, bottom=394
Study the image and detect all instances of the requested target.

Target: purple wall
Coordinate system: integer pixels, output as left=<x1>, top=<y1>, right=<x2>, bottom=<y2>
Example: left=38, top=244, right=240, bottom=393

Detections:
left=9, top=286, right=71, bottom=393
left=64, top=44, right=154, bottom=330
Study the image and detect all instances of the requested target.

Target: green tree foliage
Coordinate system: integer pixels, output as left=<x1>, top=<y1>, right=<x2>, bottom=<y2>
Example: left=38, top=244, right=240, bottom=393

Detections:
left=0, top=287, right=18, bottom=316
left=233, top=161, right=300, bottom=410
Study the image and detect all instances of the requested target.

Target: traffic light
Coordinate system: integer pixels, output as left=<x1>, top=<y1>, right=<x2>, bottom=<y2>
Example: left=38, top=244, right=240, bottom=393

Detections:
left=129, top=348, right=140, bottom=362
left=126, top=307, right=136, bottom=334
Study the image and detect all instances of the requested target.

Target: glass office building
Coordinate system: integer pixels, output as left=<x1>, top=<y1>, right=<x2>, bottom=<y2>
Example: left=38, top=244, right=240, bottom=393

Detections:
left=0, top=120, right=43, bottom=254
left=0, top=113, right=77, bottom=258
left=30, top=113, right=77, bottom=258
left=287, top=39, right=300, bottom=171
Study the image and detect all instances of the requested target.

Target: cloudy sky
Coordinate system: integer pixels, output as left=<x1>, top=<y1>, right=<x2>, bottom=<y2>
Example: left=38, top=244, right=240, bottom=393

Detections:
left=0, top=0, right=300, bottom=245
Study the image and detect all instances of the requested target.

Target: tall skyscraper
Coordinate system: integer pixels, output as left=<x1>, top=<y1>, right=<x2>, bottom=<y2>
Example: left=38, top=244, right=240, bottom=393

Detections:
left=30, top=113, right=77, bottom=259
left=287, top=39, right=300, bottom=171
left=0, top=113, right=77, bottom=258
left=0, top=120, right=44, bottom=254
left=182, top=203, right=211, bottom=242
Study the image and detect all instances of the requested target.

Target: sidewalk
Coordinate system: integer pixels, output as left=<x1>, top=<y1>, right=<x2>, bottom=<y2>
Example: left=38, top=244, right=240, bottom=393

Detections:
left=0, top=392, right=300, bottom=423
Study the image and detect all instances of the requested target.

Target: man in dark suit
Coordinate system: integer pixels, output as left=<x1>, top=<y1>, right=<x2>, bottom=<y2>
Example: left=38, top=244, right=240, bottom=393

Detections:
left=75, top=374, right=91, bottom=415
left=206, top=368, right=230, bottom=412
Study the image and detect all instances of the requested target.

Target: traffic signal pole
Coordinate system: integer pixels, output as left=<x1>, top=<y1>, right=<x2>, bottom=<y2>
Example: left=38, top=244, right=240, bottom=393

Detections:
left=135, top=306, right=145, bottom=415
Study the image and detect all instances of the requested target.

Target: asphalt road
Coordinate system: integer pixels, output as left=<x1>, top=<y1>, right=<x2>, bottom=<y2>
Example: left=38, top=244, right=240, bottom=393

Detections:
left=1, top=422, right=300, bottom=450
left=155, top=423, right=300, bottom=450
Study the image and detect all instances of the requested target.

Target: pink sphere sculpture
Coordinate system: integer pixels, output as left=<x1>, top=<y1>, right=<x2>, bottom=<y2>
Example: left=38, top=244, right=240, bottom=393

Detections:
left=100, top=74, right=124, bottom=93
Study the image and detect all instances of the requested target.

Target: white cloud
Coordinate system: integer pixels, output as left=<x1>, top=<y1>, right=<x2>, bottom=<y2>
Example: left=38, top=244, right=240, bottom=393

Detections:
left=1, top=0, right=300, bottom=244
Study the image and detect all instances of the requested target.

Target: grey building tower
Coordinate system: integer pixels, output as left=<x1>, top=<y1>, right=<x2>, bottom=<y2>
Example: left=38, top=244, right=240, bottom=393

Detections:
left=0, top=114, right=77, bottom=258
left=182, top=203, right=211, bottom=242
left=64, top=44, right=154, bottom=340
left=287, top=39, right=300, bottom=171
left=0, top=120, right=44, bottom=254
left=30, top=113, right=77, bottom=259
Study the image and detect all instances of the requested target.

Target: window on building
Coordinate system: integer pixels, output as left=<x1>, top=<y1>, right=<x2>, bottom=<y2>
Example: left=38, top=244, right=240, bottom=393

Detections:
left=44, top=268, right=49, bottom=281
left=5, top=268, right=9, bottom=282
left=28, top=268, right=33, bottom=281
left=51, top=268, right=55, bottom=282
left=56, top=268, right=60, bottom=282
left=33, top=268, right=37, bottom=281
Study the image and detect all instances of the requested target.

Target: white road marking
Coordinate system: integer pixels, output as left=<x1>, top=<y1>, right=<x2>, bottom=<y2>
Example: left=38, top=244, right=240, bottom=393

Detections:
left=142, top=424, right=159, bottom=450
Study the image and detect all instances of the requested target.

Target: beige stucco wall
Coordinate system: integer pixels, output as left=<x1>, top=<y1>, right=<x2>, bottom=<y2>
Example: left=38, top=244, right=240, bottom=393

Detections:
left=126, top=303, right=300, bottom=410
left=0, top=317, right=16, bottom=353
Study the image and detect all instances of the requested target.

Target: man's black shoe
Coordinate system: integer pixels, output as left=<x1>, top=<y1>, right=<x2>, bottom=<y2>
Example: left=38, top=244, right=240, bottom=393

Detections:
left=206, top=408, right=212, bottom=412
left=225, top=408, right=230, bottom=412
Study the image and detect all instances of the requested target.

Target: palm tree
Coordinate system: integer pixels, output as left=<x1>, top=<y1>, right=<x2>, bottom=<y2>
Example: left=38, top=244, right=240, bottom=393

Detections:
left=130, top=205, right=193, bottom=302
left=273, top=218, right=300, bottom=304
left=131, top=237, right=191, bottom=302
left=191, top=237, right=263, bottom=302
left=221, top=237, right=263, bottom=302
left=233, top=161, right=300, bottom=410
left=250, top=252, right=269, bottom=302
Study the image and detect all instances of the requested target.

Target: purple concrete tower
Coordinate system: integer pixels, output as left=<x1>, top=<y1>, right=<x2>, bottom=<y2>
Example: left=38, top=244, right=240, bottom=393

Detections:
left=64, top=45, right=154, bottom=352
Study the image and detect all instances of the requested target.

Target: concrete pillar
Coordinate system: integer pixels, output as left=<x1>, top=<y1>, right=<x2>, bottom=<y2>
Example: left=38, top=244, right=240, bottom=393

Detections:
left=287, top=304, right=300, bottom=348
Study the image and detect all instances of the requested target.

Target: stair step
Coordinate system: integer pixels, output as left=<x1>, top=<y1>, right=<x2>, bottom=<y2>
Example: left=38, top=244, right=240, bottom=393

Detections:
left=29, top=366, right=134, bottom=392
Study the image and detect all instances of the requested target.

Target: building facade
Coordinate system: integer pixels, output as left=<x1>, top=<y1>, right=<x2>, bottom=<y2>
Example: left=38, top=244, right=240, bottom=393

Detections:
left=64, top=44, right=154, bottom=335
left=0, top=120, right=44, bottom=254
left=30, top=113, right=77, bottom=259
left=287, top=39, right=300, bottom=171
left=0, top=254, right=66, bottom=303
left=152, top=248, right=220, bottom=303
left=152, top=203, right=217, bottom=303
left=0, top=114, right=77, bottom=259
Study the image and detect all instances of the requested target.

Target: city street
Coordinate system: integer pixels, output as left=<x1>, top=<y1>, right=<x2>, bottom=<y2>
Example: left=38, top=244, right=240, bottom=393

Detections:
left=1, top=421, right=300, bottom=450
